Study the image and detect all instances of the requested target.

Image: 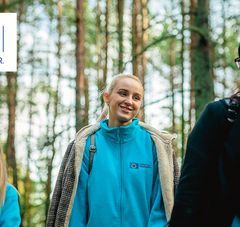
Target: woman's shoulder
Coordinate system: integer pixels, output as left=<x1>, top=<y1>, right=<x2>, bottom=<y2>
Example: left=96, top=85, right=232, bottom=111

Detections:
left=6, top=184, right=19, bottom=199
left=199, top=99, right=228, bottom=122
left=205, top=99, right=227, bottom=111
left=75, top=122, right=101, bottom=142
left=138, top=121, right=176, bottom=143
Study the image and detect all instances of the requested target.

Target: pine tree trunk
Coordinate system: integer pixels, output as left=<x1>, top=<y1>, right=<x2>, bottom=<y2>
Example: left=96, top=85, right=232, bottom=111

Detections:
left=180, top=0, right=185, bottom=159
left=141, top=0, right=148, bottom=121
left=2, top=0, right=19, bottom=190
left=132, top=0, right=142, bottom=80
left=76, top=0, right=86, bottom=131
left=169, top=39, right=176, bottom=133
left=117, top=0, right=124, bottom=72
left=6, top=73, right=18, bottom=188
left=96, top=0, right=102, bottom=90
left=189, top=0, right=197, bottom=131
left=103, top=0, right=109, bottom=87
left=45, top=1, right=63, bottom=220
left=192, top=0, right=214, bottom=119
left=221, top=0, right=227, bottom=97
left=23, top=35, right=35, bottom=227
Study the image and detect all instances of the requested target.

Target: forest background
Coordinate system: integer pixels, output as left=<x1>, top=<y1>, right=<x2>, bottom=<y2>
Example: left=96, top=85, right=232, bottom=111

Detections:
left=0, top=0, right=239, bottom=226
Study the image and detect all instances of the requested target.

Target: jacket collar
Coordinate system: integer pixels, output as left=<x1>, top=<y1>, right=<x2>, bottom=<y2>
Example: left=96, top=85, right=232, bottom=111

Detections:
left=99, top=118, right=139, bottom=143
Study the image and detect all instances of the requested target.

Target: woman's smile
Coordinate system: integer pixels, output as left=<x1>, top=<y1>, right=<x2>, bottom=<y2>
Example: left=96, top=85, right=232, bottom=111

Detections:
left=119, top=105, right=133, bottom=113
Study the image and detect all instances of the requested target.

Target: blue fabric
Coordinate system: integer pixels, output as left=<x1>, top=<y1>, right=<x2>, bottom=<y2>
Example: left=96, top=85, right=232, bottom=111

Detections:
left=0, top=184, right=21, bottom=227
left=69, top=119, right=166, bottom=227
left=232, top=216, right=240, bottom=227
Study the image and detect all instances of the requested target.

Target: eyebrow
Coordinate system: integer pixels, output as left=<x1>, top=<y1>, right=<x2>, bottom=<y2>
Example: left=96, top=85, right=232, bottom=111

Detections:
left=118, top=89, right=142, bottom=97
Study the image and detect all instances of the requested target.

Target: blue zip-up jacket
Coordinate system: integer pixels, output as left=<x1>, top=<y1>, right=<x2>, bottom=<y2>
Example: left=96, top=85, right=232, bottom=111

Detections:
left=69, top=119, right=167, bottom=227
left=0, top=184, right=21, bottom=227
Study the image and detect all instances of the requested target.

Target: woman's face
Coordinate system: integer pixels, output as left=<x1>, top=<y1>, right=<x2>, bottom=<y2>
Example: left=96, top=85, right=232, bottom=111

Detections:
left=104, top=77, right=143, bottom=127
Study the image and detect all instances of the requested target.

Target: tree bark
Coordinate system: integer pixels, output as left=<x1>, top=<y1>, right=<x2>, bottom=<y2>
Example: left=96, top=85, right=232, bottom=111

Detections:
left=76, top=0, right=86, bottom=131
left=45, top=0, right=63, bottom=221
left=103, top=0, right=109, bottom=88
left=141, top=0, right=148, bottom=121
left=132, top=0, right=142, bottom=80
left=169, top=39, right=176, bottom=133
left=189, top=0, right=197, bottom=131
left=2, top=0, right=20, bottom=189
left=180, top=0, right=185, bottom=159
left=192, top=0, right=214, bottom=119
left=6, top=73, right=18, bottom=188
left=117, top=0, right=124, bottom=72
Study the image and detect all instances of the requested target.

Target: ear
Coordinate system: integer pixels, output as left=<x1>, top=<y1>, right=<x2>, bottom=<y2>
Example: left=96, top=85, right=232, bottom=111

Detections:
left=103, top=92, right=110, bottom=105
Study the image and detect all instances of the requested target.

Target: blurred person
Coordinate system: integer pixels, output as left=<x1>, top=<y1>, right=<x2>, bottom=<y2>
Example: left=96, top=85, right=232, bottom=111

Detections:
left=47, top=74, right=179, bottom=227
left=169, top=45, right=240, bottom=227
left=0, top=148, right=21, bottom=226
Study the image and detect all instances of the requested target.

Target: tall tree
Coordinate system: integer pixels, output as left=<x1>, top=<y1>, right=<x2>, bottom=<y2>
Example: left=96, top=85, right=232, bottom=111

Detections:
left=169, top=40, right=176, bottom=133
left=180, top=0, right=185, bottom=159
left=96, top=0, right=103, bottom=90
left=76, top=0, right=86, bottom=131
left=140, top=0, right=148, bottom=121
left=22, top=30, right=36, bottom=227
left=117, top=0, right=124, bottom=72
left=191, top=0, right=214, bottom=119
left=6, top=73, right=18, bottom=187
left=132, top=0, right=142, bottom=80
left=45, top=0, right=63, bottom=220
left=189, top=0, right=197, bottom=131
left=103, top=0, right=109, bottom=88
left=2, top=0, right=24, bottom=189
left=132, top=0, right=149, bottom=120
left=221, top=0, right=227, bottom=96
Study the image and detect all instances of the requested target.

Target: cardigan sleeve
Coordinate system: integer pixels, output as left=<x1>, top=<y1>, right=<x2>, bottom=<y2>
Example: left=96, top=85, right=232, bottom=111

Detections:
left=46, top=140, right=75, bottom=227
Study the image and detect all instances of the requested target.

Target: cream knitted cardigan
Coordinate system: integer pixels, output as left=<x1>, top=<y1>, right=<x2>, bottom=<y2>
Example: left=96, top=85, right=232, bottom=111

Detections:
left=47, top=121, right=179, bottom=227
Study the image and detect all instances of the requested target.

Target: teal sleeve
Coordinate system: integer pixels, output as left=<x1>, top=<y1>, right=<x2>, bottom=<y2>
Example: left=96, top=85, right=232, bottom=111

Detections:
left=69, top=139, right=90, bottom=227
left=231, top=216, right=240, bottom=227
left=0, top=184, right=21, bottom=227
left=147, top=144, right=167, bottom=227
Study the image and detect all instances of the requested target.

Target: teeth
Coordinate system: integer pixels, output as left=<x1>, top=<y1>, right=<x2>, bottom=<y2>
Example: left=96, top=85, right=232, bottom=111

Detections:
left=120, top=106, right=133, bottom=111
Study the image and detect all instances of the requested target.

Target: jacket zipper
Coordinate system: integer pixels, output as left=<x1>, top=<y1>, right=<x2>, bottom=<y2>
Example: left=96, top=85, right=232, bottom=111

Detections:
left=118, top=129, right=123, bottom=227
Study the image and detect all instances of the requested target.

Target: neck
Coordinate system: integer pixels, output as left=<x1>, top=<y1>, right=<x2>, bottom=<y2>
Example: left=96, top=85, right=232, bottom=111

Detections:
left=108, top=119, right=133, bottom=128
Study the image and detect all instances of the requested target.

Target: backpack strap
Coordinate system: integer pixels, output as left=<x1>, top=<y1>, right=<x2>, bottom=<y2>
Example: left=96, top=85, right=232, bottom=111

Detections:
left=89, top=133, right=96, bottom=174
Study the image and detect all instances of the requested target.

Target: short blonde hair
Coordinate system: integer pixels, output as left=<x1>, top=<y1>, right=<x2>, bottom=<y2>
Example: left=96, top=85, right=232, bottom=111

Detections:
left=97, top=74, right=144, bottom=122
left=0, top=147, right=7, bottom=206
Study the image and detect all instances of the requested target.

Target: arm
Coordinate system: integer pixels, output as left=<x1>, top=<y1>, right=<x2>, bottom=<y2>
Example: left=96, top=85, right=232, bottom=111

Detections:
left=47, top=141, right=74, bottom=226
left=169, top=101, right=229, bottom=227
left=0, top=184, right=21, bottom=227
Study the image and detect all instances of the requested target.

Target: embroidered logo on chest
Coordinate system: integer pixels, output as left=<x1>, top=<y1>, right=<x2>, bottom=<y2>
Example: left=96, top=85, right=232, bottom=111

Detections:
left=129, top=162, right=152, bottom=169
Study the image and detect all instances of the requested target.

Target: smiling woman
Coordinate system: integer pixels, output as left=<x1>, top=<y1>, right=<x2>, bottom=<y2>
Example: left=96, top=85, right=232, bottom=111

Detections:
left=47, top=74, right=179, bottom=227
left=102, top=75, right=143, bottom=127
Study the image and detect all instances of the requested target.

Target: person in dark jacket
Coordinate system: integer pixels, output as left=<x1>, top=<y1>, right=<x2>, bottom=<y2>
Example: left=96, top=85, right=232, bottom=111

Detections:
left=169, top=47, right=240, bottom=227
